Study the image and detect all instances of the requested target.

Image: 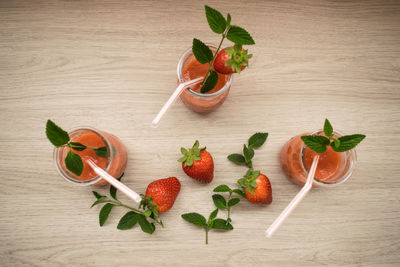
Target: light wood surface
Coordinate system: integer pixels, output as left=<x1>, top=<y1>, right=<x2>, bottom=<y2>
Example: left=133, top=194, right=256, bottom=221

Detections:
left=1, top=0, right=399, bottom=266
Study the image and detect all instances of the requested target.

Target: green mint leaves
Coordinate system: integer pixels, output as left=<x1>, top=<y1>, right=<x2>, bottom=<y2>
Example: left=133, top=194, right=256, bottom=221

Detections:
left=178, top=140, right=205, bottom=167
left=181, top=183, right=243, bottom=244
left=228, top=132, right=268, bottom=168
left=46, top=120, right=108, bottom=176
left=46, top=119, right=70, bottom=147
left=301, top=118, right=366, bottom=154
left=65, top=149, right=84, bottom=176
left=226, top=25, right=255, bottom=45
left=192, top=38, right=213, bottom=64
left=191, top=5, right=255, bottom=93
left=200, top=70, right=218, bottom=93
left=331, top=134, right=366, bottom=152
left=181, top=211, right=233, bottom=244
left=91, top=176, right=161, bottom=235
left=205, top=5, right=226, bottom=34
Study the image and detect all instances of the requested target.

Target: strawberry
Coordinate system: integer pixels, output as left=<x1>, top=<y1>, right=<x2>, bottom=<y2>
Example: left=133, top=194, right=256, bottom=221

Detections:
left=144, top=177, right=181, bottom=213
left=238, top=169, right=272, bottom=204
left=213, top=44, right=252, bottom=74
left=178, top=140, right=214, bottom=183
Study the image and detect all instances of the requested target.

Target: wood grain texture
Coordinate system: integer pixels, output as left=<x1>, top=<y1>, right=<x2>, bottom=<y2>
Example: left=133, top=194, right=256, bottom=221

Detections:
left=1, top=0, right=399, bottom=266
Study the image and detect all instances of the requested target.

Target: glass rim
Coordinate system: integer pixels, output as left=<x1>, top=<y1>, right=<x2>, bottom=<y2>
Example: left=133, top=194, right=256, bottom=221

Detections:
left=299, top=129, right=357, bottom=187
left=177, top=44, right=233, bottom=97
left=53, top=126, right=112, bottom=186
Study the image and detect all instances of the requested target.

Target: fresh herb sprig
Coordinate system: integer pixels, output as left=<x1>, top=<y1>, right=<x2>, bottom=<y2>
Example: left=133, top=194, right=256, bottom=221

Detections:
left=193, top=5, right=255, bottom=93
left=301, top=119, right=366, bottom=154
left=46, top=120, right=108, bottom=176
left=92, top=174, right=163, bottom=234
left=181, top=209, right=233, bottom=244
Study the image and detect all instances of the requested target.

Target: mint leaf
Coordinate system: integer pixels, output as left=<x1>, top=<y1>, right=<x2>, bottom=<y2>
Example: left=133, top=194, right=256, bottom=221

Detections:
left=227, top=13, right=231, bottom=27
left=227, top=154, right=246, bottom=164
left=213, top=184, right=231, bottom=192
left=99, top=203, right=114, bottom=226
left=192, top=38, right=213, bottom=64
left=211, top=219, right=233, bottom=230
left=70, top=142, right=87, bottom=151
left=301, top=136, right=329, bottom=153
left=110, top=173, right=124, bottom=200
left=243, top=145, right=254, bottom=163
left=226, top=25, right=255, bottom=45
left=181, top=213, right=207, bottom=227
left=46, top=120, right=70, bottom=147
left=200, top=70, right=218, bottom=93
left=331, top=134, right=366, bottom=152
left=117, top=211, right=139, bottom=230
left=92, top=191, right=104, bottom=199
left=91, top=196, right=108, bottom=208
left=94, top=146, right=107, bottom=158
left=212, top=194, right=227, bottom=209
left=209, top=209, right=218, bottom=220
left=232, top=189, right=246, bottom=198
left=143, top=210, right=152, bottom=218
left=324, top=119, right=333, bottom=137
left=205, top=5, right=226, bottom=34
left=228, top=198, right=240, bottom=207
left=248, top=132, right=268, bottom=148
left=65, top=150, right=83, bottom=176
left=333, top=138, right=341, bottom=148
left=138, top=215, right=155, bottom=234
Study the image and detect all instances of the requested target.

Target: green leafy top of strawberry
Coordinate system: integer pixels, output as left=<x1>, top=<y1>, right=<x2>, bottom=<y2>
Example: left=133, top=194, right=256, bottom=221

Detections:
left=178, top=140, right=206, bottom=167
left=237, top=168, right=260, bottom=195
left=224, top=44, right=253, bottom=74
left=301, top=118, right=366, bottom=154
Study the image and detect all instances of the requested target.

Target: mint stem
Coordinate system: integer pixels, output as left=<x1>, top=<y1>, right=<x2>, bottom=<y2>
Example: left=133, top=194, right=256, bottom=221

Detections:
left=227, top=191, right=232, bottom=223
left=202, top=27, right=229, bottom=84
left=205, top=228, right=209, bottom=244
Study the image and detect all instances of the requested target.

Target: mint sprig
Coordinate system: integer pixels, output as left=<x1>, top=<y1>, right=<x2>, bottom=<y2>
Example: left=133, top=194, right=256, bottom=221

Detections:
left=91, top=174, right=162, bottom=234
left=227, top=132, right=268, bottom=168
left=301, top=118, right=366, bottom=154
left=46, top=120, right=108, bottom=176
left=192, top=5, right=255, bottom=93
left=181, top=210, right=233, bottom=244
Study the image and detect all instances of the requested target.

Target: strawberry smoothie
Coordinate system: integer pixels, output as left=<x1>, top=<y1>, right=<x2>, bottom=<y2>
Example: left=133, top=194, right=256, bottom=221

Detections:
left=55, top=127, right=127, bottom=186
left=280, top=131, right=357, bottom=186
left=178, top=45, right=232, bottom=113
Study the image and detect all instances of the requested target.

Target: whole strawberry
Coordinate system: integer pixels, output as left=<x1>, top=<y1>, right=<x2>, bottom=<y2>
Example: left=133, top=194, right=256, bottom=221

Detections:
left=213, top=44, right=252, bottom=74
left=238, top=169, right=272, bottom=204
left=144, top=177, right=181, bottom=213
left=178, top=140, right=214, bottom=183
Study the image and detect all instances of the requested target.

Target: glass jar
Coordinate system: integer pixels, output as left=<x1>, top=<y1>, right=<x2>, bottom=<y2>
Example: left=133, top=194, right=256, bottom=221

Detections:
left=177, top=45, right=233, bottom=113
left=53, top=127, right=128, bottom=186
left=280, top=130, right=357, bottom=187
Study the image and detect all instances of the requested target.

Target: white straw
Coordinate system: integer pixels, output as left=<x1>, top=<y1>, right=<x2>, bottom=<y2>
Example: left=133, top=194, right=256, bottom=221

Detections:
left=87, top=160, right=142, bottom=203
left=266, top=155, right=320, bottom=238
left=152, top=77, right=203, bottom=127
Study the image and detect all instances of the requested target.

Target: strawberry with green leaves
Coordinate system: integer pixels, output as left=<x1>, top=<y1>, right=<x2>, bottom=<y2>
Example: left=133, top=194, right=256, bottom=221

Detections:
left=143, top=177, right=181, bottom=213
left=178, top=140, right=214, bottom=184
left=213, top=44, right=252, bottom=74
left=238, top=169, right=272, bottom=204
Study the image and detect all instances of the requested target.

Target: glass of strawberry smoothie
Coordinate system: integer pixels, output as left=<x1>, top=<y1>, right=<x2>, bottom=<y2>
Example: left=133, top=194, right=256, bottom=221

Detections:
left=280, top=130, right=357, bottom=187
left=177, top=45, right=233, bottom=113
left=53, top=127, right=128, bottom=186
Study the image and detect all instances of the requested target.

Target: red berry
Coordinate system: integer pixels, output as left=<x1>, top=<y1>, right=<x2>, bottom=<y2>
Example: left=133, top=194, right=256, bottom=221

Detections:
left=145, top=177, right=181, bottom=213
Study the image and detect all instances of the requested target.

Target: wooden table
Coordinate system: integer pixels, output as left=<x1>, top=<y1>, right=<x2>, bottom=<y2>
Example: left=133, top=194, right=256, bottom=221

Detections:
left=1, top=0, right=399, bottom=266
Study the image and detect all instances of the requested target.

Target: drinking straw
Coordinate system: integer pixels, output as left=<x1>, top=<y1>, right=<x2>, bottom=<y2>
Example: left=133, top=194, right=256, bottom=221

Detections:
left=87, top=159, right=142, bottom=203
left=265, top=155, right=320, bottom=238
left=152, top=77, right=203, bottom=127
